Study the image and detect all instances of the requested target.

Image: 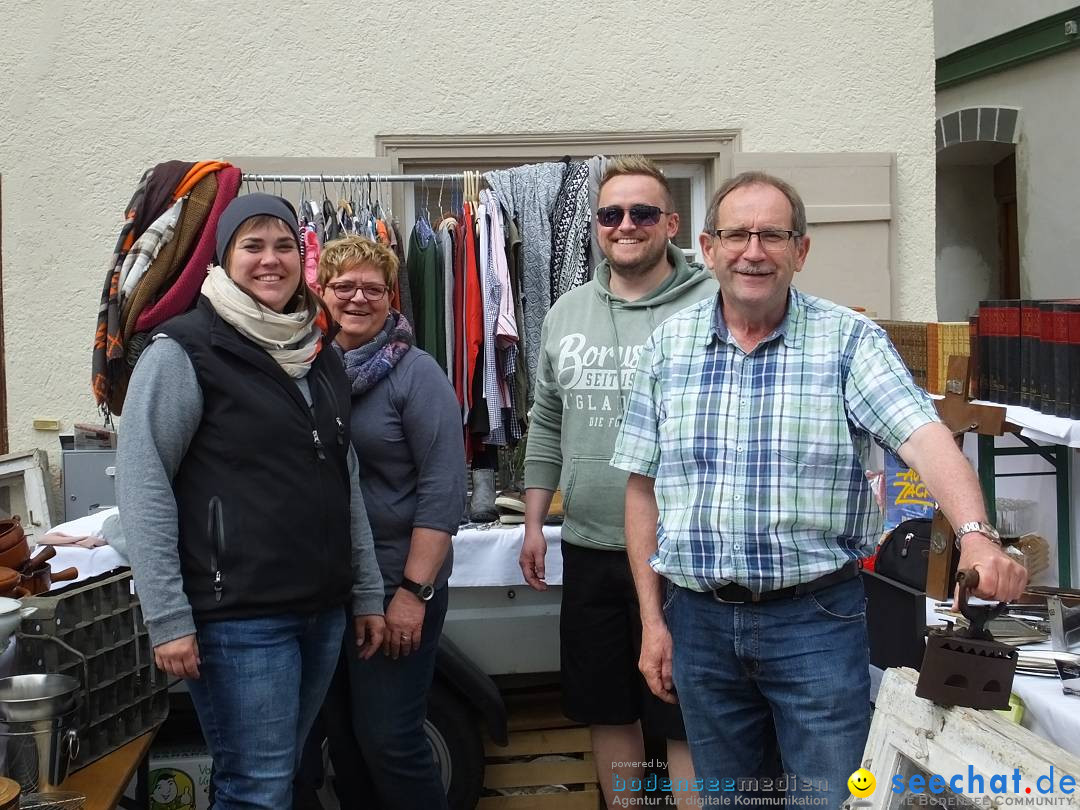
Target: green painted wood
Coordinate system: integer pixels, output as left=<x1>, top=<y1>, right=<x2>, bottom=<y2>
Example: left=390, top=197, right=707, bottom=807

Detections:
left=977, top=433, right=1074, bottom=588
left=937, top=6, right=1080, bottom=89
left=1053, top=444, right=1072, bottom=588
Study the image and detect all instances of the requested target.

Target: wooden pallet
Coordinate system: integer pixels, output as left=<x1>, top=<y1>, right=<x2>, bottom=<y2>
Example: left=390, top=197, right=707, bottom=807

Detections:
left=478, top=692, right=600, bottom=810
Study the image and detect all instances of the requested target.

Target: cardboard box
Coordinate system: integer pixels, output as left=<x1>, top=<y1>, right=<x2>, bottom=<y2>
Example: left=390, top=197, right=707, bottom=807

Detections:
left=124, top=746, right=213, bottom=810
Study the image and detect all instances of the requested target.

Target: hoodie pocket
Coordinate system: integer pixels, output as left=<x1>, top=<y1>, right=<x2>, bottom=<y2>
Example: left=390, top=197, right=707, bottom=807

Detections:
left=563, top=456, right=629, bottom=544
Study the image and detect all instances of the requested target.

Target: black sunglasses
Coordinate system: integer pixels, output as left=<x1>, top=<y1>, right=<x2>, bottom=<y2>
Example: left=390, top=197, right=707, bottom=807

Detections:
left=596, top=204, right=672, bottom=228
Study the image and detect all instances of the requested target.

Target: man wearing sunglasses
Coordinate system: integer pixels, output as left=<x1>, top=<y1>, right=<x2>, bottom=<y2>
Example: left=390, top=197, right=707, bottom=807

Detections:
left=520, top=155, right=717, bottom=808
left=613, top=171, right=1028, bottom=807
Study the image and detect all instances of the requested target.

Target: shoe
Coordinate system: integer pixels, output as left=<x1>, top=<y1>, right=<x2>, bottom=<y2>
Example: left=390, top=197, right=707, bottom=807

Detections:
left=495, top=486, right=526, bottom=513
left=468, top=468, right=499, bottom=523
left=498, top=513, right=525, bottom=525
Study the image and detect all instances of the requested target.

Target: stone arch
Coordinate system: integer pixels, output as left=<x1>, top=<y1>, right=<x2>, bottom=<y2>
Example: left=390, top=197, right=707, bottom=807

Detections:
left=936, top=106, right=1021, bottom=152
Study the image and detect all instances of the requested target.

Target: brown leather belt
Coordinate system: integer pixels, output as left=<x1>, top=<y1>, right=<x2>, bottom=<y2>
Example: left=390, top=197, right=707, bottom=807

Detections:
left=709, top=561, right=859, bottom=604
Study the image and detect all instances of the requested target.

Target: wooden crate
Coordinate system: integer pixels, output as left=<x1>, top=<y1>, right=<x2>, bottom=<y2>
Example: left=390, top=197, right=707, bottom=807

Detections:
left=478, top=691, right=601, bottom=810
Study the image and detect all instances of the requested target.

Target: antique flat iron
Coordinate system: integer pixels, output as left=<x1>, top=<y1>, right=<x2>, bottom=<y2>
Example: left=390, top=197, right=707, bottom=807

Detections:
left=916, top=569, right=1018, bottom=709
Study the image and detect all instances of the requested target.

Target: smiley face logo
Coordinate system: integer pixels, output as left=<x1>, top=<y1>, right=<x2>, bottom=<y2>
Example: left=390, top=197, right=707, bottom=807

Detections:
left=848, top=767, right=876, bottom=798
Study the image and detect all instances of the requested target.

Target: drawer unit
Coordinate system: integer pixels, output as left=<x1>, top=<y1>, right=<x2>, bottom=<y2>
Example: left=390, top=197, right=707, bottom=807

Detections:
left=60, top=436, right=117, bottom=522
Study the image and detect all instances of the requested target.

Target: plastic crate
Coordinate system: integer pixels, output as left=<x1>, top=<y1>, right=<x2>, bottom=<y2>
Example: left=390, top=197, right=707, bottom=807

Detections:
left=14, top=569, right=169, bottom=769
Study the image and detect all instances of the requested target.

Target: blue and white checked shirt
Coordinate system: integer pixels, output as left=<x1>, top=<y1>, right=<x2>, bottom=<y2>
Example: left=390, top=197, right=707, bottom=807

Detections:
left=611, top=288, right=940, bottom=593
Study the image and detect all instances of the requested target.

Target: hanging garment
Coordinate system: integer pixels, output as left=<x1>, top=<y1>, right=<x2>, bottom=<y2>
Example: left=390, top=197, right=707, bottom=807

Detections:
left=117, top=198, right=183, bottom=304
left=484, top=162, right=567, bottom=391
left=490, top=196, right=523, bottom=442
left=458, top=203, right=484, bottom=421
left=172, top=161, right=228, bottom=202
left=130, top=160, right=193, bottom=238
left=478, top=192, right=521, bottom=446
left=92, top=168, right=153, bottom=412
left=92, top=160, right=228, bottom=413
left=375, top=218, right=390, bottom=246
left=134, top=166, right=242, bottom=333
left=391, top=222, right=414, bottom=326
left=476, top=200, right=502, bottom=444
left=301, top=199, right=324, bottom=244
left=303, top=225, right=320, bottom=287
left=505, top=216, right=529, bottom=433
left=405, top=222, right=445, bottom=369
left=550, top=160, right=592, bottom=303
left=121, top=172, right=218, bottom=343
left=322, top=199, right=340, bottom=242
left=453, top=211, right=467, bottom=411
left=437, top=218, right=457, bottom=385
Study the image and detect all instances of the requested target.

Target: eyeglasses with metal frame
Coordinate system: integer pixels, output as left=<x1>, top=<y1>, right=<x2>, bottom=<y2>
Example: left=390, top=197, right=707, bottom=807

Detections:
left=711, top=229, right=801, bottom=253
left=325, top=282, right=390, bottom=302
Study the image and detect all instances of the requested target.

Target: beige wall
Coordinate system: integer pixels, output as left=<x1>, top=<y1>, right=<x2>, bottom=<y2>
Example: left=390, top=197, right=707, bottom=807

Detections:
left=937, top=47, right=1080, bottom=303
left=0, top=1, right=935, bottom=469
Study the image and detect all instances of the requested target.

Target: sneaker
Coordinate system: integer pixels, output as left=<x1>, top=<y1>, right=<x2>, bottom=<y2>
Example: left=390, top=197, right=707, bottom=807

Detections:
left=495, top=486, right=526, bottom=513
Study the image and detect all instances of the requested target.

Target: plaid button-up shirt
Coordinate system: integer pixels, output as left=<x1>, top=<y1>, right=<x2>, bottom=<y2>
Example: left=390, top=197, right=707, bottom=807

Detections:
left=611, top=288, right=940, bottom=593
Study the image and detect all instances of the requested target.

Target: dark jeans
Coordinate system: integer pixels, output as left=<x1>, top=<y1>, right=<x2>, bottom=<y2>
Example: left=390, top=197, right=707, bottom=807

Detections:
left=667, top=576, right=871, bottom=809
left=308, top=587, right=449, bottom=810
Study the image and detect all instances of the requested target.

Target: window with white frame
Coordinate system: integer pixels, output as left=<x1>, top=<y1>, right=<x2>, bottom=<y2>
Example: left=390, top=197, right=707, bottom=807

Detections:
left=378, top=130, right=738, bottom=268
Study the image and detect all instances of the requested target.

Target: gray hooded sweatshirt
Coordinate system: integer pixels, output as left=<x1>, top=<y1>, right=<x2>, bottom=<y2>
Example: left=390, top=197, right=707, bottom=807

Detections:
left=524, top=244, right=718, bottom=550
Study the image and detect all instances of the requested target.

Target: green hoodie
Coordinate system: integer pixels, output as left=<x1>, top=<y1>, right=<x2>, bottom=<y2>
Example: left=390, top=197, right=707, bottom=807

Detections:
left=525, top=244, right=718, bottom=550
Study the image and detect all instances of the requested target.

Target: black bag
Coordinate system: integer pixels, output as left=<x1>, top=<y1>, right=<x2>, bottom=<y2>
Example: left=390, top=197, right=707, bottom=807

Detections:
left=875, top=518, right=956, bottom=591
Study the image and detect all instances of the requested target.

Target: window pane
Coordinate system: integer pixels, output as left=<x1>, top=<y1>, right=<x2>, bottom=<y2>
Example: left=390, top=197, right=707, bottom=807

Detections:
left=408, top=161, right=703, bottom=252
left=668, top=176, right=693, bottom=249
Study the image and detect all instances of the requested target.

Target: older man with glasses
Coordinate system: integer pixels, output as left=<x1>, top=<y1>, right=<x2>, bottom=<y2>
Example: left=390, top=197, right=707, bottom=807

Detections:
left=520, top=155, right=717, bottom=808
left=612, top=171, right=1028, bottom=807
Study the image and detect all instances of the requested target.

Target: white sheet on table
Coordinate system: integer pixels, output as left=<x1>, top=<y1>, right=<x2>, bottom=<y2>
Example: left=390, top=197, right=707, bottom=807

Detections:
left=448, top=524, right=563, bottom=587
left=39, top=515, right=569, bottom=589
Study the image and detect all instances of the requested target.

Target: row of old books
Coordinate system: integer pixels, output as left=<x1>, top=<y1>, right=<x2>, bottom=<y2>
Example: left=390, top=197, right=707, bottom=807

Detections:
left=874, top=320, right=969, bottom=396
left=977, top=299, right=1080, bottom=419
left=875, top=306, right=1080, bottom=420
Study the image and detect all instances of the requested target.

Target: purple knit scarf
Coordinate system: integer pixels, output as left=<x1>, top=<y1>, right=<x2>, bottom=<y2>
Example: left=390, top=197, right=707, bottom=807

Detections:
left=336, top=310, right=414, bottom=395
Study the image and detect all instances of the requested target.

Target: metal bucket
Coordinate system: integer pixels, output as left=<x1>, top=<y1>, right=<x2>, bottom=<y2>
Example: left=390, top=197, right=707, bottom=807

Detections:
left=0, top=676, right=82, bottom=793
left=0, top=709, right=80, bottom=792
left=0, top=676, right=80, bottom=723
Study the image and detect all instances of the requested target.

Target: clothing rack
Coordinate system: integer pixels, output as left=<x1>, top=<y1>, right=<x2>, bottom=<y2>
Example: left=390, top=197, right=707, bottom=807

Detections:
left=242, top=171, right=486, bottom=212
left=242, top=173, right=466, bottom=183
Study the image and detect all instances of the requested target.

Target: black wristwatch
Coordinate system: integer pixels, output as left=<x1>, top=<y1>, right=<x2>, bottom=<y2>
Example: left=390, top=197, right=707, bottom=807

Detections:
left=401, top=577, right=435, bottom=602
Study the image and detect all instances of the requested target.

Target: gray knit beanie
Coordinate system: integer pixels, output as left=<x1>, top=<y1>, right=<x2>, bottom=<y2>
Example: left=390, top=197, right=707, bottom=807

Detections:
left=215, top=193, right=301, bottom=266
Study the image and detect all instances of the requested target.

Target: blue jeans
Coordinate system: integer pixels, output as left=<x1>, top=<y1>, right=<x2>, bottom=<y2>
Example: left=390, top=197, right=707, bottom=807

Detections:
left=667, top=577, right=871, bottom=809
left=321, top=586, right=449, bottom=810
left=187, top=607, right=346, bottom=810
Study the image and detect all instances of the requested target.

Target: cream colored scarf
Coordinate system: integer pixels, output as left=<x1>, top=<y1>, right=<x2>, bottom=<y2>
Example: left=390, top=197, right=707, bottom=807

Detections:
left=201, top=265, right=322, bottom=378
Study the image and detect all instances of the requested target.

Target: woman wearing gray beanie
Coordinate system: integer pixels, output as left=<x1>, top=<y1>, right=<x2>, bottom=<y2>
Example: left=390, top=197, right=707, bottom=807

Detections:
left=117, top=193, right=386, bottom=810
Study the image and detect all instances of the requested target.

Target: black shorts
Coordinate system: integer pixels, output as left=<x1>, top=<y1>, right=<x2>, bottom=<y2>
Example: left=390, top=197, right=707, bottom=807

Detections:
left=559, top=541, right=687, bottom=740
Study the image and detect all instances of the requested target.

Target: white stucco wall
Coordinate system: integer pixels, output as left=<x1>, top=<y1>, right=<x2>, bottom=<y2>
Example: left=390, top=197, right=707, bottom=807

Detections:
left=935, top=165, right=997, bottom=321
left=934, top=0, right=1077, bottom=57
left=0, top=1, right=935, bottom=466
left=937, top=47, right=1080, bottom=303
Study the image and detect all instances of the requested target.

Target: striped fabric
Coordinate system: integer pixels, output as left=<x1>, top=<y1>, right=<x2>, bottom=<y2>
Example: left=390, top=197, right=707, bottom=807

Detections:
left=611, top=288, right=940, bottom=593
